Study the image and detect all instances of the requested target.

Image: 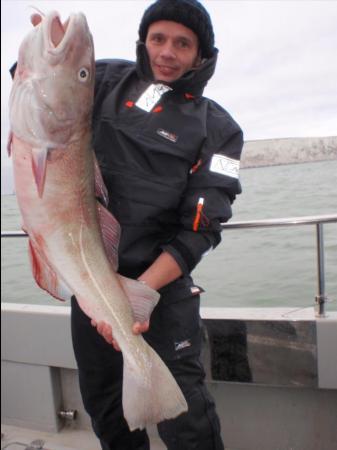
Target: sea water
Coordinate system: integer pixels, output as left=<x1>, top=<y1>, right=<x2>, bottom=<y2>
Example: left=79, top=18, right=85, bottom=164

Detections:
left=1, top=160, right=337, bottom=311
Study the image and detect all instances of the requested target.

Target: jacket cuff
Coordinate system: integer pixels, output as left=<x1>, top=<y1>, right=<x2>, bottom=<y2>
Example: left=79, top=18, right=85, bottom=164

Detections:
left=162, top=244, right=191, bottom=275
left=162, top=230, right=221, bottom=275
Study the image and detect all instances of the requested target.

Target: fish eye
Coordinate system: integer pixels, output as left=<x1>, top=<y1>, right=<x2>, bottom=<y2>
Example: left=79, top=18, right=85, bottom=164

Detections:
left=78, top=67, right=90, bottom=82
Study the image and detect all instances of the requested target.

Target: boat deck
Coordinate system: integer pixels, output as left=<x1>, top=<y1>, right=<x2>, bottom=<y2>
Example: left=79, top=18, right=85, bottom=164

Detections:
left=1, top=424, right=243, bottom=450
left=1, top=424, right=169, bottom=450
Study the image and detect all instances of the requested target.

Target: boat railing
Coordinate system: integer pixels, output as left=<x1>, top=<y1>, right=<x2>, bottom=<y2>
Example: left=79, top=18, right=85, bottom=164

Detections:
left=2, top=213, right=337, bottom=318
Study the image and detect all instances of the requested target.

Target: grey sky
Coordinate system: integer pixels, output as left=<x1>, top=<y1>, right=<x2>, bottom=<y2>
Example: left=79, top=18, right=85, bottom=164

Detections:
left=1, top=0, right=337, bottom=184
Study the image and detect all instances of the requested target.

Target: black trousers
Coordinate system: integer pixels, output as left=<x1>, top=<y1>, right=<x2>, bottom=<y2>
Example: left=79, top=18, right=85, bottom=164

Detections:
left=71, top=289, right=224, bottom=450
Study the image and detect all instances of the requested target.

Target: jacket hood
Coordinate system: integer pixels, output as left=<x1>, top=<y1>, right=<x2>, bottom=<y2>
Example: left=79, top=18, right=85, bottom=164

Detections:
left=136, top=41, right=218, bottom=96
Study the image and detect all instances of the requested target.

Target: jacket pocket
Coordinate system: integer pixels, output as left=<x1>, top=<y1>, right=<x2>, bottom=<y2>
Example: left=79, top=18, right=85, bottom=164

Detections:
left=159, top=276, right=204, bottom=305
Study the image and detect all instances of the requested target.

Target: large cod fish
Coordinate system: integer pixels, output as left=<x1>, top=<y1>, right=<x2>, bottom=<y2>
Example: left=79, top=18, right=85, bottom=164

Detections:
left=8, top=10, right=187, bottom=430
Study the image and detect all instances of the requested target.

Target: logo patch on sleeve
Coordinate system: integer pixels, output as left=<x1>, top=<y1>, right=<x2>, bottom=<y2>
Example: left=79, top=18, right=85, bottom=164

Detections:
left=210, top=154, right=240, bottom=179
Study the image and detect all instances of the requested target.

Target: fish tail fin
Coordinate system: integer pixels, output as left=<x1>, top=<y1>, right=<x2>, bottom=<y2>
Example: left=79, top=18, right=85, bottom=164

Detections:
left=123, top=344, right=188, bottom=431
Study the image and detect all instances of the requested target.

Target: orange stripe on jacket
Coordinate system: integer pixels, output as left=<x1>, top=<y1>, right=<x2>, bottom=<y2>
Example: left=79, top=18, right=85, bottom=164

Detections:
left=193, top=198, right=205, bottom=231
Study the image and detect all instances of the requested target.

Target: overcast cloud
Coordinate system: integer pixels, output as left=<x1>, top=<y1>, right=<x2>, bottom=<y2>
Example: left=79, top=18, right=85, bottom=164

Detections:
left=1, top=0, right=337, bottom=180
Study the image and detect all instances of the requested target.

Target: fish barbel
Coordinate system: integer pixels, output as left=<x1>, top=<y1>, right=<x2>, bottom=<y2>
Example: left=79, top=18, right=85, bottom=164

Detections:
left=8, top=10, right=187, bottom=430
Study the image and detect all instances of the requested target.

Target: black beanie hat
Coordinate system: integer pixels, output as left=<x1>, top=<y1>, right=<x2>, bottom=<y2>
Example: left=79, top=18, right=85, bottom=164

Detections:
left=138, top=0, right=215, bottom=59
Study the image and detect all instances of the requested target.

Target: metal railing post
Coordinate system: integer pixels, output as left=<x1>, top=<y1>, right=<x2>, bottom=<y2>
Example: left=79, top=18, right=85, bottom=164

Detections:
left=315, top=223, right=327, bottom=318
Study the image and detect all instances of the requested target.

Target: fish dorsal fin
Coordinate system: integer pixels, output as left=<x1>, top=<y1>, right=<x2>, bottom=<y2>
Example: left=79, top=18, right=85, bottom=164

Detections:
left=97, top=201, right=121, bottom=272
left=31, top=147, right=48, bottom=197
left=94, top=155, right=109, bottom=207
left=118, top=275, right=160, bottom=323
left=28, top=239, right=73, bottom=302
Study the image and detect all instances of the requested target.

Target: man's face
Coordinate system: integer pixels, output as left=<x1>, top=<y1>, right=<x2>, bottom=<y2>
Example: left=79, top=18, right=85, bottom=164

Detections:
left=145, top=20, right=201, bottom=84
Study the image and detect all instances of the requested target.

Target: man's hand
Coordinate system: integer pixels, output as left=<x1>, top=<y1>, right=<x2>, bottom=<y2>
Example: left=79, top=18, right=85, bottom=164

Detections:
left=91, top=251, right=181, bottom=351
left=91, top=320, right=149, bottom=351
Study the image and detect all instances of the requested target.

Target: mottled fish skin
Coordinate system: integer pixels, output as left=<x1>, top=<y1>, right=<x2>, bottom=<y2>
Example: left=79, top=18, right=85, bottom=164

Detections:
left=8, top=11, right=187, bottom=430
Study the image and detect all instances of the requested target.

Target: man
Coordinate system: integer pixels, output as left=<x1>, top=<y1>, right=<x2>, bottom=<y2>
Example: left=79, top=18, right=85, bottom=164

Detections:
left=71, top=1, right=243, bottom=449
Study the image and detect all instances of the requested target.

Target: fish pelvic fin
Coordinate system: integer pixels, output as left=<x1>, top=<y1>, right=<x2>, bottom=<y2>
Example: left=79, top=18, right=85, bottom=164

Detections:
left=28, top=238, right=73, bottom=302
left=118, top=275, right=160, bottom=324
left=123, top=345, right=188, bottom=431
left=31, top=147, right=48, bottom=197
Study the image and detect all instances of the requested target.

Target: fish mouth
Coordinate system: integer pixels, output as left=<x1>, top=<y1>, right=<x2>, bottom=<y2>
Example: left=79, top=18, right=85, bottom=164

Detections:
left=43, top=11, right=88, bottom=55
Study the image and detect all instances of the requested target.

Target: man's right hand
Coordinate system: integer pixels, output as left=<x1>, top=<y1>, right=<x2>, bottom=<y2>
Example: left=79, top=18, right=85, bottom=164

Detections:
left=91, top=320, right=149, bottom=351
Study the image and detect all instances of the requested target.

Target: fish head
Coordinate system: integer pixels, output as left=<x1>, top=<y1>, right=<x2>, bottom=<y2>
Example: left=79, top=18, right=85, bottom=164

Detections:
left=9, top=10, right=95, bottom=149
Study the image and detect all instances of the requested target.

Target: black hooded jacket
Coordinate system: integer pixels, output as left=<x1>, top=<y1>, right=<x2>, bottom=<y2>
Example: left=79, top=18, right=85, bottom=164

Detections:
left=92, top=47, right=243, bottom=286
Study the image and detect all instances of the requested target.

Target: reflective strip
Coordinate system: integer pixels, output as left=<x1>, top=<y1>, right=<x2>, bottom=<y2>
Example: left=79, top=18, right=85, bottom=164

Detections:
left=210, top=154, right=240, bottom=179
left=135, top=83, right=172, bottom=112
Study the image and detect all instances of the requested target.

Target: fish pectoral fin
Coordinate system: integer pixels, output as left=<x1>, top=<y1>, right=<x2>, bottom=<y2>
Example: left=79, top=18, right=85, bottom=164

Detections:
left=118, top=275, right=160, bottom=323
left=31, top=147, right=48, bottom=197
left=28, top=239, right=73, bottom=302
left=94, top=154, right=109, bottom=206
left=97, top=201, right=121, bottom=272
